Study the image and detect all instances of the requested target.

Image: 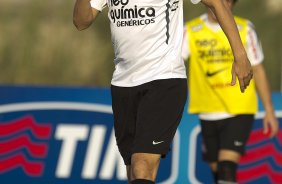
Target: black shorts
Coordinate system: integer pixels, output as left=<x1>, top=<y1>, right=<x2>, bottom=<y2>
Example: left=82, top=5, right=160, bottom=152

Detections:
left=200, top=115, right=254, bottom=162
left=111, top=79, right=187, bottom=165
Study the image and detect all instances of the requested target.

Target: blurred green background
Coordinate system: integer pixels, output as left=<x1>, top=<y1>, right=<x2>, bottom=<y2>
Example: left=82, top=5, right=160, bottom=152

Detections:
left=0, top=0, right=281, bottom=90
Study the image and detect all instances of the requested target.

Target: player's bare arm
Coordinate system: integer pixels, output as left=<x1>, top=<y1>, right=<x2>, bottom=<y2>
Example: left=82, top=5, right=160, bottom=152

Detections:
left=253, top=64, right=279, bottom=138
left=201, top=0, right=253, bottom=93
left=73, top=0, right=100, bottom=31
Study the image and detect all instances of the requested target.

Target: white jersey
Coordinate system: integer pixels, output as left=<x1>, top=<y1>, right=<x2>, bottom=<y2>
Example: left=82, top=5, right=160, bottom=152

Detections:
left=91, top=0, right=187, bottom=87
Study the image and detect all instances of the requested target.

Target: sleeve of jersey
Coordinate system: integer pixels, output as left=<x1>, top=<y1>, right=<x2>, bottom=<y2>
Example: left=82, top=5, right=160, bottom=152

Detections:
left=190, top=0, right=201, bottom=4
left=90, top=0, right=107, bottom=12
left=182, top=28, right=190, bottom=60
left=246, top=22, right=264, bottom=66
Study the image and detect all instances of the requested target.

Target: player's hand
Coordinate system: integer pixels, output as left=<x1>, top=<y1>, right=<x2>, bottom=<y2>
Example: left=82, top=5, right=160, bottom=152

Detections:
left=263, top=110, right=279, bottom=138
left=231, top=55, right=253, bottom=93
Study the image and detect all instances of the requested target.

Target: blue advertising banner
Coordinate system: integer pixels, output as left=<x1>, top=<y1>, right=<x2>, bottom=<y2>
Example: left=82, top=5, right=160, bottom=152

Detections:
left=0, top=85, right=281, bottom=184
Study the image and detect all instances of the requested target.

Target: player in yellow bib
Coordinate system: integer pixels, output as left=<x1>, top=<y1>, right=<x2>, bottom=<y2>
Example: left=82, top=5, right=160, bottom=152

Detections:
left=182, top=0, right=279, bottom=183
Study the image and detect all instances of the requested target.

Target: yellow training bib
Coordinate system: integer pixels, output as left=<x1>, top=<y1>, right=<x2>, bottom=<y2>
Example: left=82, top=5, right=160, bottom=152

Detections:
left=185, top=16, right=257, bottom=114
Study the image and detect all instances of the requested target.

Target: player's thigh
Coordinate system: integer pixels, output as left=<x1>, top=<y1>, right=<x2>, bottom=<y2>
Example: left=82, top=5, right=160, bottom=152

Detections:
left=200, top=120, right=220, bottom=163
left=111, top=85, right=140, bottom=164
left=220, top=115, right=254, bottom=156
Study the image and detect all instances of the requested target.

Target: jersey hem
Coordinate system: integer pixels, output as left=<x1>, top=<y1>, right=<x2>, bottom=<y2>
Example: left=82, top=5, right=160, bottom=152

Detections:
left=111, top=75, right=187, bottom=87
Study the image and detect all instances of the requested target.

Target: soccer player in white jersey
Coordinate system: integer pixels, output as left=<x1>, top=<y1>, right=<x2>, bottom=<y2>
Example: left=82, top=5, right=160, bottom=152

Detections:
left=73, top=0, right=253, bottom=183
left=182, top=0, right=279, bottom=183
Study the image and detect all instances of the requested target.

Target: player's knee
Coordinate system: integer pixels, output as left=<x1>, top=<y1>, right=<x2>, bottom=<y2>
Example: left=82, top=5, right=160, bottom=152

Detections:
left=131, top=153, right=160, bottom=181
left=217, top=160, right=238, bottom=184
left=131, top=159, right=154, bottom=180
left=219, top=150, right=241, bottom=163
left=131, top=162, right=150, bottom=180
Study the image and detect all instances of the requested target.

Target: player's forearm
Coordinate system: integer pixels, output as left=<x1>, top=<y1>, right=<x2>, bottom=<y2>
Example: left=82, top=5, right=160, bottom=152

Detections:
left=253, top=64, right=275, bottom=113
left=202, top=0, right=247, bottom=60
left=73, top=0, right=94, bottom=31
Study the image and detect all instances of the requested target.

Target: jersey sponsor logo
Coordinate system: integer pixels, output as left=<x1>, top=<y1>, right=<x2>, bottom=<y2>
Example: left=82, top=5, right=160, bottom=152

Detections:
left=198, top=49, right=233, bottom=60
left=109, top=0, right=156, bottom=27
left=196, top=39, right=218, bottom=47
left=206, top=68, right=227, bottom=77
left=195, top=39, right=233, bottom=62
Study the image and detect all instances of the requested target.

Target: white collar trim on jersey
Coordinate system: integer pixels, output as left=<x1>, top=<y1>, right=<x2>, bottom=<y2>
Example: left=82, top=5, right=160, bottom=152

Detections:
left=191, top=0, right=201, bottom=4
left=200, top=14, right=222, bottom=32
